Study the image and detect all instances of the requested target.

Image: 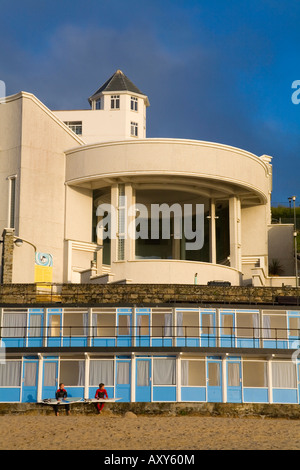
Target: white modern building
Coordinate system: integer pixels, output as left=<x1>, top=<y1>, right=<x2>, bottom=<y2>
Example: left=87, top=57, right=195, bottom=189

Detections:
left=0, top=70, right=297, bottom=287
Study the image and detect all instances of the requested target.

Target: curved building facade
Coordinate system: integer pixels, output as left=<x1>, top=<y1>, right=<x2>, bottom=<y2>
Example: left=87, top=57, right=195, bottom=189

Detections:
left=0, top=70, right=296, bottom=286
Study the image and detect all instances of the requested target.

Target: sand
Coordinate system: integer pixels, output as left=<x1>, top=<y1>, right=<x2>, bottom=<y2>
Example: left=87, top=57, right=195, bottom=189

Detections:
left=0, top=413, right=299, bottom=450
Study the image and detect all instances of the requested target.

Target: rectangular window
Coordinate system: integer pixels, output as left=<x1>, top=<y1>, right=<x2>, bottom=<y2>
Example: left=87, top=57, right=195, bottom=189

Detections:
left=111, top=95, right=120, bottom=109
left=64, top=121, right=82, bottom=135
left=8, top=176, right=16, bottom=229
left=64, top=311, right=88, bottom=336
left=95, top=98, right=102, bottom=110
left=59, top=361, right=85, bottom=386
left=221, top=314, right=233, bottom=335
left=130, top=121, right=138, bottom=137
left=272, top=362, right=297, bottom=388
left=176, top=311, right=199, bottom=337
left=3, top=312, right=27, bottom=337
left=130, top=96, right=138, bottom=111
left=89, top=360, right=114, bottom=386
left=93, top=312, right=116, bottom=337
left=0, top=361, right=21, bottom=386
left=243, top=361, right=268, bottom=388
left=181, top=360, right=205, bottom=386
left=153, top=359, right=176, bottom=385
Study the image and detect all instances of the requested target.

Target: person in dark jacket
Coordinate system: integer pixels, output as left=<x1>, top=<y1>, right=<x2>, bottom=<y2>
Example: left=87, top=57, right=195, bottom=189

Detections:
left=54, top=383, right=70, bottom=416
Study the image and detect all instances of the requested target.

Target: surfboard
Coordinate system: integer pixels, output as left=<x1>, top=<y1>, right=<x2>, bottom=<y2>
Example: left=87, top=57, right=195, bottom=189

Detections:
left=40, top=397, right=83, bottom=405
left=85, top=398, right=122, bottom=403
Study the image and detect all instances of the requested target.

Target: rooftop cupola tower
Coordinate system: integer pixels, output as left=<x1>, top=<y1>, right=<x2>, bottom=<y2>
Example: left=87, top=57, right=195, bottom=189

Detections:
left=54, top=70, right=150, bottom=143
left=88, top=69, right=150, bottom=140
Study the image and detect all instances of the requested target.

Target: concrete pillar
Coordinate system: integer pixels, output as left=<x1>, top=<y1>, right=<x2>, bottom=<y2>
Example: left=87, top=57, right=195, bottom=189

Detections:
left=125, top=183, right=135, bottom=261
left=229, top=197, right=242, bottom=271
left=110, top=184, right=118, bottom=264
left=209, top=199, right=217, bottom=264
left=1, top=228, right=15, bottom=283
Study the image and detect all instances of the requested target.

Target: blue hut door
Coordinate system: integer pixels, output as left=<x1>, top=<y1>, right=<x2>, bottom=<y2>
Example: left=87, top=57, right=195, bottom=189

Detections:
left=42, top=361, right=58, bottom=400
left=115, top=360, right=131, bottom=402
left=227, top=359, right=242, bottom=403
left=47, top=310, right=62, bottom=347
left=207, top=360, right=222, bottom=402
left=220, top=311, right=236, bottom=347
left=136, top=313, right=150, bottom=347
left=136, top=358, right=151, bottom=402
left=117, top=310, right=132, bottom=347
left=200, top=310, right=216, bottom=347
left=28, top=309, right=43, bottom=347
left=22, top=360, right=38, bottom=403
left=288, top=313, right=300, bottom=348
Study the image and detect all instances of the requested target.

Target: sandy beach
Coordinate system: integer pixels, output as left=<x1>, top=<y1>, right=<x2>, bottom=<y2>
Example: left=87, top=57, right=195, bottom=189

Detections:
left=0, top=413, right=299, bottom=450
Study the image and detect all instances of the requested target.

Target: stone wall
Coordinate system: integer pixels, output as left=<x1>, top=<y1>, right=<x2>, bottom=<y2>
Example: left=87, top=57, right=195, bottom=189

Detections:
left=0, top=283, right=299, bottom=305
left=0, top=402, right=300, bottom=419
left=1, top=229, right=14, bottom=284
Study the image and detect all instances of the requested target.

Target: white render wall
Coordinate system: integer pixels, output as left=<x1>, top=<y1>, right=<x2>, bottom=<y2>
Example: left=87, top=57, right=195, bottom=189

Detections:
left=0, top=93, right=82, bottom=283
left=54, top=92, right=147, bottom=144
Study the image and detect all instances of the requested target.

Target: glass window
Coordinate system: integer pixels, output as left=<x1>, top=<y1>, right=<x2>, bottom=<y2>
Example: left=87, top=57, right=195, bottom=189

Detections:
left=95, top=98, right=102, bottom=109
left=131, top=96, right=138, bottom=111
left=208, top=362, right=220, bottom=386
left=111, top=95, right=120, bottom=109
left=9, top=176, right=16, bottom=228
left=93, top=313, right=116, bottom=337
left=272, top=362, right=296, bottom=388
left=130, top=121, right=138, bottom=137
left=0, top=361, right=21, bottom=386
left=181, top=360, right=205, bottom=386
left=117, top=362, right=130, bottom=384
left=64, top=121, right=82, bottom=135
left=221, top=315, right=233, bottom=335
left=153, top=359, right=176, bottom=385
left=89, top=360, right=114, bottom=386
left=60, top=361, right=85, bottom=386
left=243, top=361, right=268, bottom=388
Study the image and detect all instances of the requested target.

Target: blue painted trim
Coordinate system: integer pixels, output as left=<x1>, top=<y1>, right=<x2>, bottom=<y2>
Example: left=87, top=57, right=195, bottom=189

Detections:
left=272, top=389, right=298, bottom=404
left=243, top=388, right=269, bottom=403
left=181, top=387, right=206, bottom=402
left=0, top=388, right=20, bottom=402
left=153, top=386, right=176, bottom=402
left=89, top=386, right=114, bottom=399
left=64, top=387, right=84, bottom=398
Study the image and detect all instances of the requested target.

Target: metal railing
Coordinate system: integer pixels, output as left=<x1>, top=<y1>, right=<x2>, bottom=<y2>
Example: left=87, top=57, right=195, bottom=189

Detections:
left=1, top=325, right=299, bottom=350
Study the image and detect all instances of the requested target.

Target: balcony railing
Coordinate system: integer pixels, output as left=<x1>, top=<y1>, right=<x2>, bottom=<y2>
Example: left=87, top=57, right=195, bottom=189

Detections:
left=1, top=325, right=299, bottom=350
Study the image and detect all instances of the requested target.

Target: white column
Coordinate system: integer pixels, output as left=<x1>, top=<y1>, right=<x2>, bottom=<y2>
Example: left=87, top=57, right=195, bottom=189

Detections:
left=177, top=354, right=181, bottom=402
left=229, top=196, right=242, bottom=271
left=222, top=357, right=227, bottom=403
left=210, top=199, right=217, bottom=264
left=125, top=183, right=135, bottom=261
left=84, top=353, right=89, bottom=399
left=110, top=184, right=118, bottom=265
left=131, top=353, right=136, bottom=402
left=37, top=354, right=43, bottom=403
left=268, top=358, right=273, bottom=403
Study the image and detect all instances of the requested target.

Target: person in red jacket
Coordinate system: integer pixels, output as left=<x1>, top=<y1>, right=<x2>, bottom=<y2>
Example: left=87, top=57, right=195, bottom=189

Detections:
left=94, top=383, right=108, bottom=414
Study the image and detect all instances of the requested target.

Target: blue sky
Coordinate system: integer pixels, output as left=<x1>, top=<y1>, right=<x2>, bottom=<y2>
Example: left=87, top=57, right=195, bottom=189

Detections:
left=1, top=0, right=300, bottom=204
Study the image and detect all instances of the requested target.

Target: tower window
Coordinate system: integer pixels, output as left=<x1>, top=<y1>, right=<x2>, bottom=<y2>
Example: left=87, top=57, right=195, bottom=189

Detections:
left=95, top=98, right=102, bottom=110
left=8, top=176, right=16, bottom=229
left=131, top=96, right=138, bottom=111
left=64, top=121, right=82, bottom=135
left=131, top=122, right=138, bottom=137
left=111, top=95, right=120, bottom=109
